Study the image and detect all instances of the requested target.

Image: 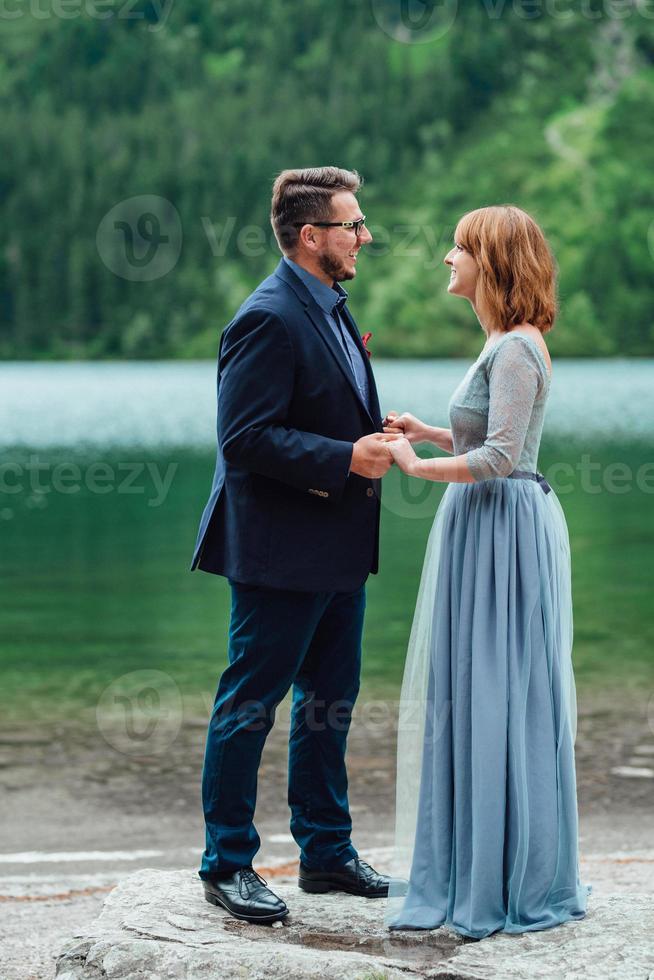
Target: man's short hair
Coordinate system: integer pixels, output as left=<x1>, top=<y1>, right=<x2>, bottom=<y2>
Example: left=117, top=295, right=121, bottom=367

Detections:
left=270, top=166, right=362, bottom=254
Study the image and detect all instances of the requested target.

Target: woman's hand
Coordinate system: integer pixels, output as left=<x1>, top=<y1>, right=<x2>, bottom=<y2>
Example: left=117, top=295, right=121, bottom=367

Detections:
left=387, top=436, right=420, bottom=475
left=382, top=411, right=427, bottom=444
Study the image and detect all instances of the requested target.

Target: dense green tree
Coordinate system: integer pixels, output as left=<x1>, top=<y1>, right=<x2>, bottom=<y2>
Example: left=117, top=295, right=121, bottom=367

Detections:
left=0, top=1, right=652, bottom=358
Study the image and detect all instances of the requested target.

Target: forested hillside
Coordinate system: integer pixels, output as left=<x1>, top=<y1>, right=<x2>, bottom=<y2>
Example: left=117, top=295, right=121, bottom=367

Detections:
left=1, top=0, right=653, bottom=358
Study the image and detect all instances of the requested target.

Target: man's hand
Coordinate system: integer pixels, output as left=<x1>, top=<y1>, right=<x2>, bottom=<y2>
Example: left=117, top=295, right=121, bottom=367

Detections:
left=350, top=433, right=400, bottom=479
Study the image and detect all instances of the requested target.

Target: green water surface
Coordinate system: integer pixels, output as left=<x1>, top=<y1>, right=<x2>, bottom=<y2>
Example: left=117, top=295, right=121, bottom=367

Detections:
left=1, top=439, right=652, bottom=724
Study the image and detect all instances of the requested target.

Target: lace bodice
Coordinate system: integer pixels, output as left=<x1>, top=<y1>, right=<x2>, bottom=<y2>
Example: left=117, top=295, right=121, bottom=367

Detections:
left=448, top=331, right=551, bottom=481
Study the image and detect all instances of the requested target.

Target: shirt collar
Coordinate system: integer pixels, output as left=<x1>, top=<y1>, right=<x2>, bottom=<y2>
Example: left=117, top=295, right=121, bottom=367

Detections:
left=284, top=256, right=348, bottom=316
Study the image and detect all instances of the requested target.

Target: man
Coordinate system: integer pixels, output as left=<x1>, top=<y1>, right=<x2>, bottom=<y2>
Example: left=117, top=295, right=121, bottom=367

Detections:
left=191, top=166, right=395, bottom=923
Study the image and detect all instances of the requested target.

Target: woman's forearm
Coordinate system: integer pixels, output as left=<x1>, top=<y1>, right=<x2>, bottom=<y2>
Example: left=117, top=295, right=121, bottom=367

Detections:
left=421, top=425, right=454, bottom=454
left=410, top=452, right=476, bottom=484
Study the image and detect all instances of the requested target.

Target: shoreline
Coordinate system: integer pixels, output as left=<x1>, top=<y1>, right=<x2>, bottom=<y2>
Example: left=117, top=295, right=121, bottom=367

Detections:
left=1, top=689, right=653, bottom=978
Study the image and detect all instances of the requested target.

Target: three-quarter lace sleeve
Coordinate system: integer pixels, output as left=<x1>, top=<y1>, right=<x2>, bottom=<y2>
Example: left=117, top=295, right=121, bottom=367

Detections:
left=465, top=336, right=546, bottom=481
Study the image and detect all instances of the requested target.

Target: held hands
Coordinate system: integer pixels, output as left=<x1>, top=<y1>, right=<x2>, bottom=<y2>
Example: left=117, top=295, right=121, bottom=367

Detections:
left=350, top=432, right=401, bottom=479
left=383, top=410, right=427, bottom=444
left=387, top=436, right=419, bottom=475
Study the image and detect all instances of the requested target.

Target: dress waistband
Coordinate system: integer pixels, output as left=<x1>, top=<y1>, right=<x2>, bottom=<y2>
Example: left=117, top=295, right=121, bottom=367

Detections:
left=508, top=470, right=552, bottom=494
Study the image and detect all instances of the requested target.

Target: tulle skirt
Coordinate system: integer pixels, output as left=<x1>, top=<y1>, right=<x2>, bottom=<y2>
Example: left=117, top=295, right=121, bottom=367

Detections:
left=385, top=476, right=591, bottom=939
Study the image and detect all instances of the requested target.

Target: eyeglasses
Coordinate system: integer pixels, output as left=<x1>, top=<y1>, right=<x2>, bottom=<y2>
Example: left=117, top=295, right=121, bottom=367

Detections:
left=297, top=216, right=367, bottom=236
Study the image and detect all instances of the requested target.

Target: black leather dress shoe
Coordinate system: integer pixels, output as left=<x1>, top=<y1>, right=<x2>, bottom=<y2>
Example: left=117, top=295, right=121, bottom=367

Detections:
left=202, top=867, right=289, bottom=923
left=298, top=857, right=390, bottom=898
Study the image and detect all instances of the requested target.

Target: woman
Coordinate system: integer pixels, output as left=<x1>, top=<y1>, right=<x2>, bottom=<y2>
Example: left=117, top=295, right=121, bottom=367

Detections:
left=384, top=205, right=591, bottom=939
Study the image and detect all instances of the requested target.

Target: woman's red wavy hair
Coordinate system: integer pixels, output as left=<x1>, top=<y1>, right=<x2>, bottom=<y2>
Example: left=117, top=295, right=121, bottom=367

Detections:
left=455, top=205, right=557, bottom=335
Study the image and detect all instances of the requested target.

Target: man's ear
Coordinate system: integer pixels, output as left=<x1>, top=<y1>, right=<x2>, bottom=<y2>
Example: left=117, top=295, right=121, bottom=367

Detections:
left=298, top=223, right=319, bottom=253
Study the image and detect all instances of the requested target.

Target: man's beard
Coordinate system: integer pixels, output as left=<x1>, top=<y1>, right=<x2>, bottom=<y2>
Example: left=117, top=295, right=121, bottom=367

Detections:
left=317, top=248, right=355, bottom=283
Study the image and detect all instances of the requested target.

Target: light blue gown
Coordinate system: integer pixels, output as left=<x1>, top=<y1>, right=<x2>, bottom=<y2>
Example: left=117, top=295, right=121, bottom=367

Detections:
left=386, top=332, right=591, bottom=939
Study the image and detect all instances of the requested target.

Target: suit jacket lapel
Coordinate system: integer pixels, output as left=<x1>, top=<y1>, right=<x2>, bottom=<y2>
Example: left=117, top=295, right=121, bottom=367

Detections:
left=275, top=260, right=376, bottom=424
left=303, top=301, right=375, bottom=422
left=340, top=304, right=382, bottom=426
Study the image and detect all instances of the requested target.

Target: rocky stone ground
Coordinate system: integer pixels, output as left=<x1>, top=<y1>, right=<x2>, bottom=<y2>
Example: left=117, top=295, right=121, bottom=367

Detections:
left=53, top=868, right=654, bottom=980
left=1, top=687, right=653, bottom=979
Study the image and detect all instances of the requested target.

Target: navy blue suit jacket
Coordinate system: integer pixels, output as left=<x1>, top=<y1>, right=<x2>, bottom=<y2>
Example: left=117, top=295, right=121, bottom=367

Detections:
left=191, top=259, right=384, bottom=592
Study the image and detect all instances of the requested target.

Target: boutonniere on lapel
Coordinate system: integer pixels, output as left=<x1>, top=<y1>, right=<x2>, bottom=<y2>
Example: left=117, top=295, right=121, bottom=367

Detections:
left=361, top=332, right=373, bottom=359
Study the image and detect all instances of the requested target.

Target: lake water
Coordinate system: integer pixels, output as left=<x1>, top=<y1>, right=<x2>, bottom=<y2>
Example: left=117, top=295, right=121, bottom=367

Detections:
left=1, top=359, right=652, bottom=449
left=1, top=360, right=652, bottom=723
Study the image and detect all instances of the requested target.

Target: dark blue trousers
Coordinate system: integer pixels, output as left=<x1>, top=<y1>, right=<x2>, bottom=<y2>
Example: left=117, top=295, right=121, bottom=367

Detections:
left=199, top=581, right=366, bottom=879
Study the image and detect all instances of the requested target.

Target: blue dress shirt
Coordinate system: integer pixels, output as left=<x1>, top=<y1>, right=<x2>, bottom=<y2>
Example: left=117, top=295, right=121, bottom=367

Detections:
left=284, top=257, right=371, bottom=411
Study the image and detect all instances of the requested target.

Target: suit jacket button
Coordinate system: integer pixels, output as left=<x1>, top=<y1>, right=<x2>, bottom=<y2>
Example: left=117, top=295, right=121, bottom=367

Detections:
left=366, top=487, right=374, bottom=497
